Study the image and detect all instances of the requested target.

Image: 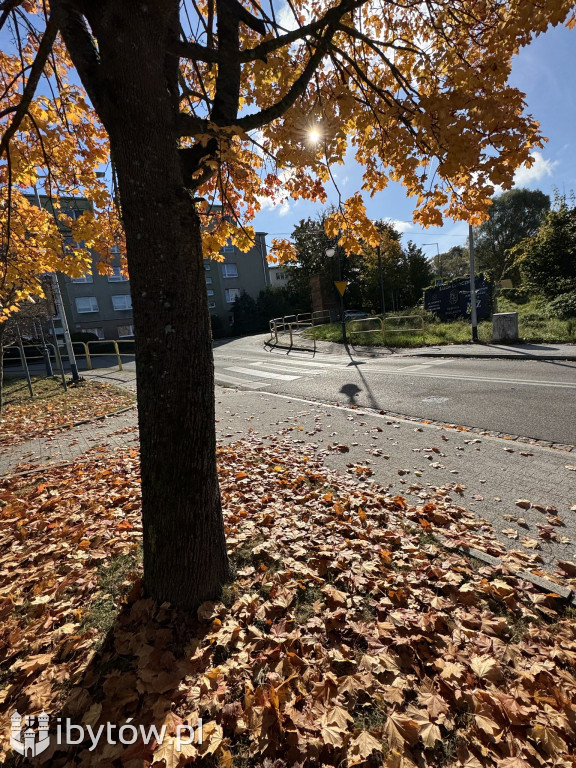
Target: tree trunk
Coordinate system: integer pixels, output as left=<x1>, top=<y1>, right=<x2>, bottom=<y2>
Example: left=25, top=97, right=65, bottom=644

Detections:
left=89, top=3, right=230, bottom=609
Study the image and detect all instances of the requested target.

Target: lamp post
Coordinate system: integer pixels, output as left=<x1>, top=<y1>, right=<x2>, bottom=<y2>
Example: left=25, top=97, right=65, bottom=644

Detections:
left=377, top=244, right=386, bottom=315
left=33, top=186, right=81, bottom=382
left=325, top=246, right=347, bottom=344
left=468, top=224, right=479, bottom=342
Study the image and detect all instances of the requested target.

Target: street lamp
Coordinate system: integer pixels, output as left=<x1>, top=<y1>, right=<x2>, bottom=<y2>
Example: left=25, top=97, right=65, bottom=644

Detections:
left=325, top=245, right=347, bottom=344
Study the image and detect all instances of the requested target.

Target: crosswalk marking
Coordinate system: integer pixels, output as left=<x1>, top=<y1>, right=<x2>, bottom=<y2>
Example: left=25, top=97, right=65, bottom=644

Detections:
left=215, top=372, right=270, bottom=389
left=224, top=366, right=301, bottom=381
left=265, top=358, right=345, bottom=369
left=248, top=361, right=324, bottom=375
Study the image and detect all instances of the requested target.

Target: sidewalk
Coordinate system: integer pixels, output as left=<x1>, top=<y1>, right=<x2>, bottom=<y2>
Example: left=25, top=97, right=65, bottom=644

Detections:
left=2, top=361, right=575, bottom=575
left=265, top=334, right=576, bottom=360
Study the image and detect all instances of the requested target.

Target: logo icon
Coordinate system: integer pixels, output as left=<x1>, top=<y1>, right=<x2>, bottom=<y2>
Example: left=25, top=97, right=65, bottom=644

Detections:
left=10, top=711, right=51, bottom=757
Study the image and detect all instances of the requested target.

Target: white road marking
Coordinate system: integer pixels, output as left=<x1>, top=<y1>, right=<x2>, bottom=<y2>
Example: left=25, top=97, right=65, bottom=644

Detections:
left=215, top=373, right=270, bottom=389
left=225, top=366, right=301, bottom=381
left=362, top=369, right=576, bottom=389
left=248, top=362, right=325, bottom=375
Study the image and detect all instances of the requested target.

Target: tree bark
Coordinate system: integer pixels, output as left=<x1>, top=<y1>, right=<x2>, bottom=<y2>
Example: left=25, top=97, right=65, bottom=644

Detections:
left=75, top=1, right=230, bottom=609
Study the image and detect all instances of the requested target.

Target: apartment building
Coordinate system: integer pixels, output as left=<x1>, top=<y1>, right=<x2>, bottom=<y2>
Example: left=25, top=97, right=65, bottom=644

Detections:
left=268, top=265, right=292, bottom=287
left=28, top=194, right=133, bottom=340
left=30, top=195, right=269, bottom=338
left=204, top=233, right=270, bottom=331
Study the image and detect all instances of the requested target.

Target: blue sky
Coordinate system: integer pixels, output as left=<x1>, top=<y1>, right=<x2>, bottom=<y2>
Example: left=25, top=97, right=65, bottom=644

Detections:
left=253, top=22, right=576, bottom=260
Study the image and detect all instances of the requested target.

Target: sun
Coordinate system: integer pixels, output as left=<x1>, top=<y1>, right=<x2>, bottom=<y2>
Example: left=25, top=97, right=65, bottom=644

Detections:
left=308, top=127, right=322, bottom=144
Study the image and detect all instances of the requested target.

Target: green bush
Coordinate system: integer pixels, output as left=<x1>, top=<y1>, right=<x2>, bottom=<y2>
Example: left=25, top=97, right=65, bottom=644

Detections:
left=545, top=291, right=576, bottom=320
left=499, top=288, right=530, bottom=304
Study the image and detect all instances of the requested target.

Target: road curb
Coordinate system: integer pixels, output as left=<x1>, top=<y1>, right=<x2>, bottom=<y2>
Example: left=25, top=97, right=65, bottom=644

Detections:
left=436, top=534, right=576, bottom=605
left=264, top=338, right=576, bottom=361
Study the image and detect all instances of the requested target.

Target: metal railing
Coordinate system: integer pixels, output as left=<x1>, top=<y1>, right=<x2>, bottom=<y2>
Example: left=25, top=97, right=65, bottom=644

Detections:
left=346, top=314, right=426, bottom=345
left=269, top=310, right=332, bottom=346
left=3, top=339, right=135, bottom=373
left=348, top=317, right=385, bottom=343
left=383, top=314, right=426, bottom=343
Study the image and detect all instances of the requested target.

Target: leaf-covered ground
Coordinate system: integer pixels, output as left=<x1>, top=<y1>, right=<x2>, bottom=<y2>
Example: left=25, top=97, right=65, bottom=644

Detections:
left=0, top=377, right=135, bottom=446
left=0, top=438, right=575, bottom=767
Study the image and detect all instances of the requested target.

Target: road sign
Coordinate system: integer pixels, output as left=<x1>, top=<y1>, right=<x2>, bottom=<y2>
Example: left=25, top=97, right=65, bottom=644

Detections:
left=334, top=281, right=348, bottom=296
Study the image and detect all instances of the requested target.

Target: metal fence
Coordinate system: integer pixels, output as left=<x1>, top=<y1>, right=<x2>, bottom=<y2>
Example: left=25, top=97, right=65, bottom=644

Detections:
left=269, top=310, right=332, bottom=346
left=269, top=312, right=426, bottom=346
left=348, top=317, right=384, bottom=344
left=3, top=339, right=135, bottom=373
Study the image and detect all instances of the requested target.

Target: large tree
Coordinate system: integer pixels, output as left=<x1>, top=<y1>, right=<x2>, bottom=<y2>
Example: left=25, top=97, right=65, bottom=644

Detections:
left=2, top=0, right=575, bottom=609
left=473, top=188, right=551, bottom=283
left=518, top=195, right=576, bottom=300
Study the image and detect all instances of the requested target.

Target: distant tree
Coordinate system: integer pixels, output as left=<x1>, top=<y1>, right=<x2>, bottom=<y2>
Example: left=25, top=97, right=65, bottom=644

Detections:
left=403, top=241, right=435, bottom=306
left=360, top=224, right=403, bottom=312
left=438, top=245, right=469, bottom=279
left=257, top=284, right=309, bottom=323
left=474, top=188, right=550, bottom=283
left=231, top=292, right=261, bottom=335
left=290, top=210, right=365, bottom=309
left=518, top=195, right=576, bottom=300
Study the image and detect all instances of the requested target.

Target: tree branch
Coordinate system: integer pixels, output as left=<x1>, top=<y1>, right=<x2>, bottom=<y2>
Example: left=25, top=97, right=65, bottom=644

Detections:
left=239, top=0, right=366, bottom=62
left=50, top=0, right=104, bottom=120
left=0, top=13, right=57, bottom=159
left=235, top=30, right=331, bottom=132
left=171, top=38, right=220, bottom=63
left=0, top=0, right=21, bottom=33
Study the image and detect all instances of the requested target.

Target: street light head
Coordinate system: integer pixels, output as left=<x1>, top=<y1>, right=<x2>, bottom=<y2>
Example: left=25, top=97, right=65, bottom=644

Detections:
left=325, top=247, right=336, bottom=258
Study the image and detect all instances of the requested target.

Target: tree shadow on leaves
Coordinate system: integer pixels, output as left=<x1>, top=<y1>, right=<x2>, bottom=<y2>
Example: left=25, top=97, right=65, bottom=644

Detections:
left=31, top=585, right=220, bottom=768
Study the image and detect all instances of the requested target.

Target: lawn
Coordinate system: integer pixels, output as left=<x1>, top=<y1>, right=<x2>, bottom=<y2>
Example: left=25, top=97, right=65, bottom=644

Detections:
left=302, top=298, right=576, bottom=348
left=0, top=376, right=135, bottom=446
left=0, top=441, right=575, bottom=766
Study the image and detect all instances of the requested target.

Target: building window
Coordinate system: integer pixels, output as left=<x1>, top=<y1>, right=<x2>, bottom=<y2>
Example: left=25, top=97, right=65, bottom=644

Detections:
left=110, top=244, right=121, bottom=255
left=108, top=266, right=128, bottom=282
left=204, top=262, right=211, bottom=271
left=112, top=294, right=133, bottom=311
left=63, top=208, right=84, bottom=220
left=205, top=277, right=212, bottom=285
left=75, top=296, right=99, bottom=313
left=225, top=288, right=241, bottom=303
left=223, top=238, right=234, bottom=253
left=208, top=301, right=216, bottom=309
left=84, top=327, right=104, bottom=339
left=222, top=263, right=238, bottom=279
left=207, top=289, right=214, bottom=296
left=71, top=272, right=93, bottom=283
left=117, top=324, right=134, bottom=338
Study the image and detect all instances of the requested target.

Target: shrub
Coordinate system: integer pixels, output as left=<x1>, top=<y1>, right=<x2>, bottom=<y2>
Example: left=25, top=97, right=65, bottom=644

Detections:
left=545, top=291, right=576, bottom=320
left=499, top=288, right=530, bottom=304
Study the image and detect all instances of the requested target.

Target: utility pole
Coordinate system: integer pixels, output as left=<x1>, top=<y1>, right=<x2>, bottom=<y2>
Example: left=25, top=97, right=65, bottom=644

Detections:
left=468, top=224, right=479, bottom=342
left=326, top=245, right=347, bottom=344
left=16, top=323, right=34, bottom=397
left=35, top=319, right=53, bottom=377
left=377, top=245, right=386, bottom=315
left=33, top=188, right=81, bottom=382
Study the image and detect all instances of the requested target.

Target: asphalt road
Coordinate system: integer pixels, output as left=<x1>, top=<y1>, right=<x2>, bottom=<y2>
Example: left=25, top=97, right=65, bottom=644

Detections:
left=213, top=335, right=576, bottom=446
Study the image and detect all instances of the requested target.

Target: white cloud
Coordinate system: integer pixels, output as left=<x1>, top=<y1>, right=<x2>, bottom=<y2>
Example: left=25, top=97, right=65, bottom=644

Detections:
left=513, top=151, right=558, bottom=187
left=256, top=195, right=291, bottom=217
left=276, top=2, right=302, bottom=31
left=385, top=218, right=413, bottom=234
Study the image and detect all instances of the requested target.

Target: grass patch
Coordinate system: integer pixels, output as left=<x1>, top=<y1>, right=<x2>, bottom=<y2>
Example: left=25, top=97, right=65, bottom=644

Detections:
left=303, top=297, right=576, bottom=347
left=80, top=546, right=142, bottom=640
left=0, top=376, right=135, bottom=444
